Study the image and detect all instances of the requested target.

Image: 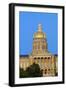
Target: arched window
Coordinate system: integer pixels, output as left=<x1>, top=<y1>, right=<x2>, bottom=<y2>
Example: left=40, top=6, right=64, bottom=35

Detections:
left=48, top=69, right=50, bottom=71
left=44, top=57, right=47, bottom=59
left=48, top=57, right=50, bottom=59
left=41, top=57, right=43, bottom=59
left=34, top=57, right=36, bottom=59
left=45, top=69, right=47, bottom=74
left=38, top=57, right=40, bottom=59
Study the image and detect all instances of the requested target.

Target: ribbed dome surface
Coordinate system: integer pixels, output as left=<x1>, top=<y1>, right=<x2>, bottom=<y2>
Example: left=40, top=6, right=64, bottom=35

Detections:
left=33, top=24, right=46, bottom=39
left=34, top=32, right=46, bottom=39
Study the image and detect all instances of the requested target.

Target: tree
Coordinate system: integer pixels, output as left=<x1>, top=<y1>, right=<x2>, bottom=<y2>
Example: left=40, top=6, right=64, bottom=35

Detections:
left=20, top=63, right=43, bottom=78
left=20, top=68, right=29, bottom=78
left=26, top=63, right=43, bottom=77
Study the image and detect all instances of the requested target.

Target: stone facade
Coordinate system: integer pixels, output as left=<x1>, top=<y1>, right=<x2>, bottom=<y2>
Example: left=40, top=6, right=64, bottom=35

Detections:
left=19, top=24, right=58, bottom=77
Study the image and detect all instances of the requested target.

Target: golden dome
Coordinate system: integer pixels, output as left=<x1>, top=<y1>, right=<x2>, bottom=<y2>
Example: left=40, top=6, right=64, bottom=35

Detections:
left=33, top=24, right=46, bottom=39
left=34, top=32, right=46, bottom=39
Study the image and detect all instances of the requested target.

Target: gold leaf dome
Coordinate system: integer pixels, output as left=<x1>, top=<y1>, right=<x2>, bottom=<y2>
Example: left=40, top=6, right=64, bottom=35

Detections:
left=33, top=24, right=46, bottom=39
left=34, top=32, right=46, bottom=39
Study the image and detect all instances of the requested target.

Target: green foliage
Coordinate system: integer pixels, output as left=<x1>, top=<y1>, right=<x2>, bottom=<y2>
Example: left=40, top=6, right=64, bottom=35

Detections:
left=20, top=63, right=43, bottom=78
left=19, top=68, right=29, bottom=77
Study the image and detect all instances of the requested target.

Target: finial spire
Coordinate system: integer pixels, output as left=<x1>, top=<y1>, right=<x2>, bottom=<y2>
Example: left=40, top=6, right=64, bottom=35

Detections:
left=38, top=24, right=42, bottom=32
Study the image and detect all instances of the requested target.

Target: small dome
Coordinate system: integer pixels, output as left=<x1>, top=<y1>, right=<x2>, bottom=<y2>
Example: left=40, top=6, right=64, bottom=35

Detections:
left=33, top=32, right=46, bottom=39
left=33, top=24, right=46, bottom=39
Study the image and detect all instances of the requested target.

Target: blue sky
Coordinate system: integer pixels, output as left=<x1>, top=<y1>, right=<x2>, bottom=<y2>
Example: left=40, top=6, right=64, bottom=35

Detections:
left=19, top=11, right=58, bottom=55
